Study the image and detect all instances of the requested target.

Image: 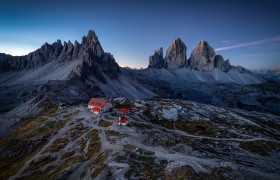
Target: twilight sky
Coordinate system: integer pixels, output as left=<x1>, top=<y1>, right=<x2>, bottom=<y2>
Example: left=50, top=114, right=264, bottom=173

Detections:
left=0, top=0, right=279, bottom=70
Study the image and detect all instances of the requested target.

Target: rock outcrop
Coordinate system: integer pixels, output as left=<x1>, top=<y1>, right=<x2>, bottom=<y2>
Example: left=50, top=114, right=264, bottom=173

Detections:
left=188, top=40, right=215, bottom=71
left=164, top=38, right=187, bottom=69
left=214, top=55, right=231, bottom=72
left=148, top=47, right=164, bottom=69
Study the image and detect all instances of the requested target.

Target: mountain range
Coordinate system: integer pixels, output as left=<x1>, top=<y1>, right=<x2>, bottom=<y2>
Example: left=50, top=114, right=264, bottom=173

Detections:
left=0, top=30, right=278, bottom=118
left=148, top=38, right=250, bottom=73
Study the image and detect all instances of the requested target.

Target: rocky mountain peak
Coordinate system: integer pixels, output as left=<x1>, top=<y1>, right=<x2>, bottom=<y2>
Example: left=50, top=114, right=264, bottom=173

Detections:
left=80, top=30, right=104, bottom=57
left=174, top=37, right=183, bottom=44
left=188, top=40, right=216, bottom=71
left=214, top=55, right=231, bottom=72
left=86, top=30, right=99, bottom=43
left=198, top=40, right=208, bottom=46
left=164, top=38, right=187, bottom=69
left=148, top=47, right=164, bottom=68
left=0, top=30, right=119, bottom=80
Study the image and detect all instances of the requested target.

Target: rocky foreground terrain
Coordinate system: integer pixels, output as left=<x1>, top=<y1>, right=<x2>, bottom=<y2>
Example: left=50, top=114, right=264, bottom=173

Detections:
left=0, top=98, right=279, bottom=179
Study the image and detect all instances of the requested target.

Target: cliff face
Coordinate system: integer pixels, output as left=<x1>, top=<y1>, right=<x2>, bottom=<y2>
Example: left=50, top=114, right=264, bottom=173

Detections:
left=214, top=55, right=231, bottom=73
left=148, top=47, right=164, bottom=69
left=188, top=40, right=216, bottom=71
left=148, top=39, right=187, bottom=69
left=164, top=38, right=187, bottom=69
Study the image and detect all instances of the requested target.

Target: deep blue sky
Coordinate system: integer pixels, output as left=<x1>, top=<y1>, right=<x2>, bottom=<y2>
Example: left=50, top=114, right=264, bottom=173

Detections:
left=0, top=0, right=279, bottom=69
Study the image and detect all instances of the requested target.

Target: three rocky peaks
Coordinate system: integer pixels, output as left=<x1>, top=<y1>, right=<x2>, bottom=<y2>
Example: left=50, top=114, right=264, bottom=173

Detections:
left=148, top=38, right=234, bottom=72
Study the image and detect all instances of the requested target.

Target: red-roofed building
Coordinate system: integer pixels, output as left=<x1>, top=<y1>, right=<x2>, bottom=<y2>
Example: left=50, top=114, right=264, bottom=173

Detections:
left=118, top=116, right=127, bottom=126
left=88, top=98, right=112, bottom=114
left=120, top=108, right=130, bottom=114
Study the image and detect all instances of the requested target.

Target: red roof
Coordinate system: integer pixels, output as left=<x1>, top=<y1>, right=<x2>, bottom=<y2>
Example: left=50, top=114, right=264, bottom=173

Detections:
left=88, top=98, right=107, bottom=108
left=119, top=117, right=127, bottom=123
left=91, top=107, right=101, bottom=112
left=120, top=108, right=130, bottom=113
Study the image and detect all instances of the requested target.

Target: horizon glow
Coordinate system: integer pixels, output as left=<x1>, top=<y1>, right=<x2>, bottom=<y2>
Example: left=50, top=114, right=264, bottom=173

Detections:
left=0, top=0, right=280, bottom=70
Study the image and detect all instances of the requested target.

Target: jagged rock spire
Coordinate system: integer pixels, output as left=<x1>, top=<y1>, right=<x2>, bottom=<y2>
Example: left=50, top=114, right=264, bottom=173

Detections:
left=188, top=40, right=216, bottom=71
left=148, top=47, right=164, bottom=68
left=80, top=30, right=104, bottom=57
left=164, top=38, right=187, bottom=69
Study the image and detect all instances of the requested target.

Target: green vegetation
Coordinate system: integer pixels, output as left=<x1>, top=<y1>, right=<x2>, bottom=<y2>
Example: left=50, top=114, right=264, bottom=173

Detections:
left=0, top=110, right=70, bottom=179
left=123, top=145, right=164, bottom=179
left=105, top=130, right=122, bottom=137
left=68, top=123, right=89, bottom=139
left=91, top=164, right=107, bottom=178
left=61, top=150, right=75, bottom=160
left=0, top=138, right=47, bottom=179
left=155, top=120, right=222, bottom=137
left=46, top=120, right=64, bottom=129
left=114, top=99, right=134, bottom=109
left=105, top=130, right=127, bottom=143
left=28, top=156, right=57, bottom=171
left=44, top=137, right=68, bottom=153
left=63, top=110, right=79, bottom=119
left=85, top=130, right=101, bottom=159
left=240, top=140, right=280, bottom=156
left=43, top=107, right=58, bottom=116
left=98, top=119, right=113, bottom=127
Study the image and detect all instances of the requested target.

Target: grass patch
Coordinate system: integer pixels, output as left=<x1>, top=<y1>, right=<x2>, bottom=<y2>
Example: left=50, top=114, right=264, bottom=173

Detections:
left=68, top=123, right=89, bottom=140
left=28, top=156, right=57, bottom=171
left=44, top=137, right=68, bottom=153
left=46, top=120, right=64, bottom=129
left=63, top=110, right=79, bottom=119
left=164, top=165, right=228, bottom=180
left=114, top=99, right=134, bottom=109
left=24, top=155, right=86, bottom=180
left=240, top=140, right=280, bottom=156
left=98, top=119, right=113, bottom=127
left=155, top=120, right=221, bottom=137
left=91, top=164, right=107, bottom=178
left=123, top=145, right=163, bottom=179
left=105, top=130, right=122, bottom=137
left=0, top=139, right=47, bottom=179
left=19, top=116, right=47, bottom=138
left=61, top=150, right=75, bottom=160
left=105, top=130, right=127, bottom=143
left=79, top=138, right=87, bottom=153
left=43, top=107, right=58, bottom=116
left=85, top=130, right=101, bottom=159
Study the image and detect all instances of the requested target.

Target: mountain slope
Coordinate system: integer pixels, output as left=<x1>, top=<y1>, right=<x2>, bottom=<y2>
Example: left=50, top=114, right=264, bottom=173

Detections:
left=0, top=30, right=156, bottom=119
left=1, top=98, right=279, bottom=179
left=133, top=68, right=263, bottom=85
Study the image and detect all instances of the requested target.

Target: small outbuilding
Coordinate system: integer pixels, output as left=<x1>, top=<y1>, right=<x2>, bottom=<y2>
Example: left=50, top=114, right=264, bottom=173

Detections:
left=118, top=116, right=127, bottom=126
left=88, top=98, right=112, bottom=114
